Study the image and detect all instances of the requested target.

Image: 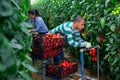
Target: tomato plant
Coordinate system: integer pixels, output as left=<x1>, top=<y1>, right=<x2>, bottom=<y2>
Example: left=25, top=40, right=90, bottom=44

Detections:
left=0, top=0, right=37, bottom=80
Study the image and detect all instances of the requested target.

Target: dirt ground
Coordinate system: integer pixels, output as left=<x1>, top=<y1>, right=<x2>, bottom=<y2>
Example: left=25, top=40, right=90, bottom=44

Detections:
left=31, top=53, right=108, bottom=80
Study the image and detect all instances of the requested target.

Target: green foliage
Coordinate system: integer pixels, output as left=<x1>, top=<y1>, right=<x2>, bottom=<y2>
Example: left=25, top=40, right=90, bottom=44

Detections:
left=0, top=0, right=37, bottom=80
left=32, top=0, right=120, bottom=79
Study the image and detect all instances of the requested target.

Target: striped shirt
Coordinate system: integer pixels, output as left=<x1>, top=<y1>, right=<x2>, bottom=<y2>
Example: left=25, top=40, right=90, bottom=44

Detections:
left=49, top=22, right=86, bottom=47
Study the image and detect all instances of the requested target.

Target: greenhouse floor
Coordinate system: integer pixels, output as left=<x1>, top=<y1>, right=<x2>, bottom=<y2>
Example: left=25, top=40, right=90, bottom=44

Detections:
left=31, top=53, right=108, bottom=80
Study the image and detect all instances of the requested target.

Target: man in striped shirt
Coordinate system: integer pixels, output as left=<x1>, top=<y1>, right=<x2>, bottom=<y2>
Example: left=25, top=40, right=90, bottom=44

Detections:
left=49, top=16, right=91, bottom=64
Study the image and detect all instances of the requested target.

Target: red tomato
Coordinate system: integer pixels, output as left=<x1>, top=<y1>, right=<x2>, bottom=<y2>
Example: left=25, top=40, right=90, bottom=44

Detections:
left=99, top=34, right=104, bottom=42
left=115, top=27, right=119, bottom=33
left=89, top=48, right=96, bottom=56
left=92, top=57, right=97, bottom=61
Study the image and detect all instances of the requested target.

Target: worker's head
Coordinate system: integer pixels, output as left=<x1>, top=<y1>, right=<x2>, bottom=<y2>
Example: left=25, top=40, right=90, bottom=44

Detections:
left=73, top=16, right=85, bottom=30
left=28, top=9, right=39, bottom=19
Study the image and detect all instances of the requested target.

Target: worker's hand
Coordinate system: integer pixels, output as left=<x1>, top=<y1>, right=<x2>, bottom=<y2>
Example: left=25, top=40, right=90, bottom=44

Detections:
left=29, top=29, right=33, bottom=33
left=86, top=42, right=91, bottom=48
left=81, top=41, right=92, bottom=48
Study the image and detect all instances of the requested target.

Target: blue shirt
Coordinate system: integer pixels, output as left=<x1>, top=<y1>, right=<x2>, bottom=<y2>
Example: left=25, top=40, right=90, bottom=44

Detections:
left=28, top=16, right=49, bottom=33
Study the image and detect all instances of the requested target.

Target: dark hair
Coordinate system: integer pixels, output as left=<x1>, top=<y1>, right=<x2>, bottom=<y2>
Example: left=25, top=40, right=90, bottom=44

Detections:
left=28, top=9, right=40, bottom=16
left=73, top=16, right=84, bottom=22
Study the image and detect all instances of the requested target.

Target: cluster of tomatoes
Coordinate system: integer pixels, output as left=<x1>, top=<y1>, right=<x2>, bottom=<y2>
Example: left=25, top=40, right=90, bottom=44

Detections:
left=32, top=33, right=66, bottom=59
left=42, top=38, right=65, bottom=47
left=112, top=4, right=120, bottom=15
left=46, top=60, right=78, bottom=78
left=42, top=34, right=65, bottom=47
left=44, top=33, right=61, bottom=38
left=89, top=48, right=97, bottom=61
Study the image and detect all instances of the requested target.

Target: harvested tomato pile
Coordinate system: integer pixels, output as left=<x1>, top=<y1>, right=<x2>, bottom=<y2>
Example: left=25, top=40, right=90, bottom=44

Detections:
left=42, top=33, right=65, bottom=47
left=44, top=33, right=61, bottom=38
left=32, top=33, right=66, bottom=59
left=46, top=59, right=78, bottom=78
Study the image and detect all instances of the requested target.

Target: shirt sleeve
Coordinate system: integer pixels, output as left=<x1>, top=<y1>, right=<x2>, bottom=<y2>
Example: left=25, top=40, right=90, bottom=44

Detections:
left=32, top=18, right=43, bottom=32
left=49, top=25, right=61, bottom=33
left=67, top=31, right=81, bottom=47
left=74, top=31, right=84, bottom=42
left=32, top=21, right=41, bottom=32
left=49, top=27, right=57, bottom=33
left=67, top=32, right=87, bottom=47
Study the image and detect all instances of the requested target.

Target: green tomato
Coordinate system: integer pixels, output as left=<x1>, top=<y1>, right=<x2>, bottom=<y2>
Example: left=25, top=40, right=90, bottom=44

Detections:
left=118, top=7, right=120, bottom=10
left=114, top=12, right=117, bottom=15
left=116, top=10, right=119, bottom=14
left=114, top=8, right=117, bottom=10
left=112, top=11, right=114, bottom=14
left=112, top=11, right=116, bottom=15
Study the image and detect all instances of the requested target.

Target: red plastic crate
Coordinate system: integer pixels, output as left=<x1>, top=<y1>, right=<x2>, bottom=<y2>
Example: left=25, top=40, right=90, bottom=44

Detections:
left=31, top=33, right=66, bottom=60
left=46, top=59, right=78, bottom=78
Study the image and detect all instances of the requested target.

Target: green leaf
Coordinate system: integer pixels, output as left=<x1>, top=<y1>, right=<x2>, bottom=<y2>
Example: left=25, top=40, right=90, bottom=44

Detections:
left=111, top=0, right=116, bottom=3
left=23, top=22, right=33, bottom=29
left=115, top=66, right=119, bottom=72
left=108, top=55, right=111, bottom=62
left=72, top=1, right=75, bottom=5
left=116, top=14, right=120, bottom=26
left=105, top=32, right=112, bottom=36
left=18, top=71, right=32, bottom=80
left=110, top=51, right=116, bottom=55
left=100, top=17, right=105, bottom=28
left=20, top=23, right=30, bottom=36
left=16, top=59, right=21, bottom=68
left=96, top=36, right=100, bottom=42
left=112, top=58, right=118, bottom=65
left=10, top=39, right=23, bottom=50
left=105, top=0, right=110, bottom=7
left=0, top=34, right=16, bottom=71
left=0, top=63, right=6, bottom=72
left=109, top=38, right=114, bottom=44
left=24, top=54, right=32, bottom=61
left=11, top=0, right=21, bottom=10
left=105, top=45, right=111, bottom=51
left=104, top=53, right=110, bottom=59
left=110, top=24, right=116, bottom=32
left=111, top=34, right=117, bottom=40
left=22, top=61, right=38, bottom=73
left=0, top=1, right=13, bottom=17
